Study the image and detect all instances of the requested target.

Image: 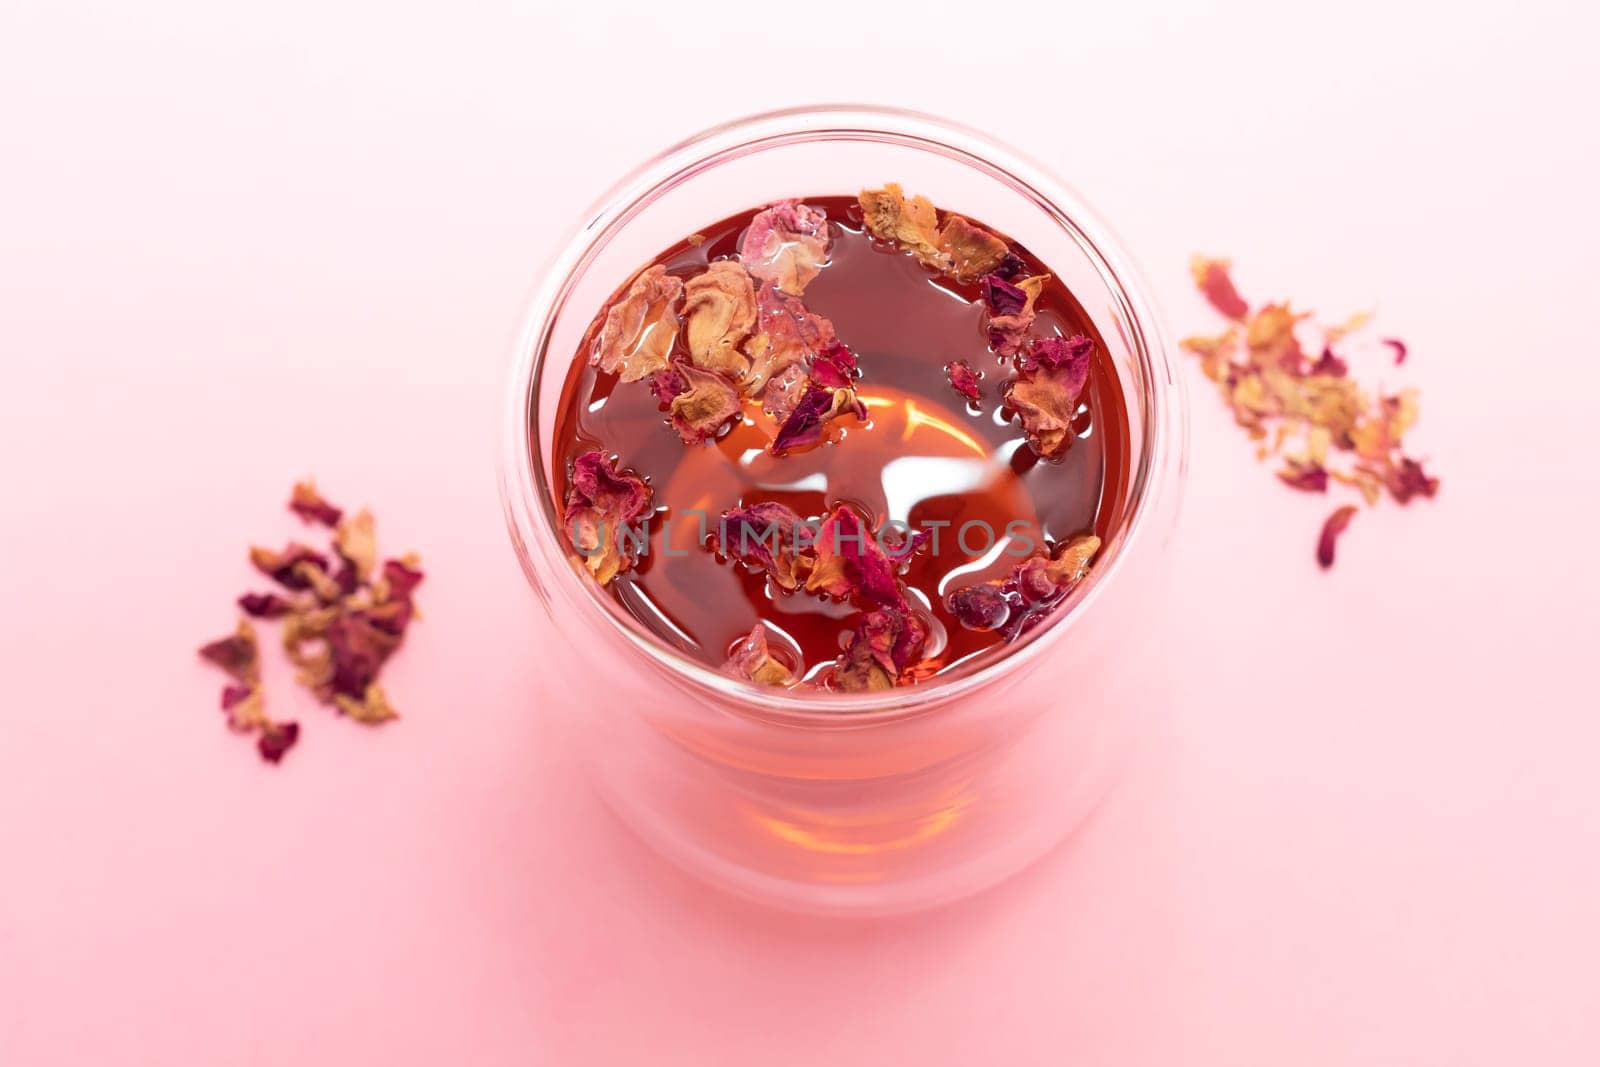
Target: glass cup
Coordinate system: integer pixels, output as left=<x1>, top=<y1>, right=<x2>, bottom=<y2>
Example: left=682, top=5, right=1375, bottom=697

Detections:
left=500, top=105, right=1186, bottom=916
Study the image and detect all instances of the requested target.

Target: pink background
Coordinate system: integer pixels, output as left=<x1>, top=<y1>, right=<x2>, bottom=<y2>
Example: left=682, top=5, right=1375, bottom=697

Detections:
left=3, top=2, right=1597, bottom=1063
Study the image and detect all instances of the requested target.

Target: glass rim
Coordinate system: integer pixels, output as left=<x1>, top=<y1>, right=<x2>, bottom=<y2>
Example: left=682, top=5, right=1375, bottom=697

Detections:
left=499, top=103, right=1184, bottom=724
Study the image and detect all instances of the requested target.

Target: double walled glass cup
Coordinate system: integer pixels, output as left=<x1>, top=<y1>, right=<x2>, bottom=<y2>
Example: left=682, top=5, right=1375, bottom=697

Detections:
left=501, top=106, right=1185, bottom=916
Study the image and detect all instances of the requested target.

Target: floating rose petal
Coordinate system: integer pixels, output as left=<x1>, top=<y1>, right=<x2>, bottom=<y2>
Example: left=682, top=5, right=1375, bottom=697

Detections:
left=742, top=284, right=837, bottom=396
left=659, top=361, right=741, bottom=444
left=739, top=200, right=831, bottom=296
left=682, top=260, right=757, bottom=377
left=717, top=502, right=807, bottom=590
left=858, top=183, right=945, bottom=266
left=809, top=342, right=858, bottom=390
left=805, top=505, right=907, bottom=610
left=725, top=625, right=796, bottom=687
left=289, top=481, right=342, bottom=527
left=980, top=273, right=1049, bottom=357
left=1004, top=335, right=1093, bottom=459
left=592, top=264, right=684, bottom=382
left=562, top=450, right=653, bottom=585
left=1316, top=505, right=1358, bottom=569
left=947, top=360, right=983, bottom=402
left=836, top=608, right=929, bottom=692
left=944, top=536, right=1101, bottom=640
left=937, top=215, right=1008, bottom=281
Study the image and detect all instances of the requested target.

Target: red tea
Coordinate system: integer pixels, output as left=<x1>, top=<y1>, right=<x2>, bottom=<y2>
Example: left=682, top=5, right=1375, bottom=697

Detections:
left=550, top=188, right=1131, bottom=692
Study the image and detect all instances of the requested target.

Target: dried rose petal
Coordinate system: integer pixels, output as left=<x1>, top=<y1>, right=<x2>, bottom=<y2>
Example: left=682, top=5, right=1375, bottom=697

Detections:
left=742, top=284, right=837, bottom=396
left=1310, top=347, right=1349, bottom=378
left=859, top=183, right=945, bottom=266
left=199, top=620, right=259, bottom=684
left=334, top=683, right=399, bottom=724
left=725, top=625, right=795, bottom=687
left=805, top=505, right=907, bottom=610
left=994, top=251, right=1025, bottom=280
left=717, top=502, right=807, bottom=590
left=256, top=721, right=300, bottom=764
left=1246, top=303, right=1308, bottom=371
left=981, top=273, right=1048, bottom=357
left=1190, top=256, right=1249, bottom=321
left=1386, top=456, right=1439, bottom=504
left=739, top=200, right=831, bottom=296
left=220, top=683, right=262, bottom=730
left=809, top=342, right=858, bottom=390
left=592, top=265, right=684, bottom=382
left=937, top=215, right=1008, bottom=281
left=948, top=583, right=1009, bottom=630
left=289, top=481, right=343, bottom=527
left=324, top=611, right=401, bottom=699
left=836, top=608, right=928, bottom=692
left=1317, top=505, right=1358, bottom=569
left=334, top=509, right=377, bottom=584
left=1277, top=460, right=1329, bottom=493
left=682, top=260, right=757, bottom=377
left=369, top=557, right=424, bottom=636
left=761, top=362, right=811, bottom=424
left=657, top=361, right=741, bottom=444
left=771, top=383, right=864, bottom=455
left=946, top=360, right=982, bottom=402
left=238, top=592, right=296, bottom=618
left=1384, top=337, right=1408, bottom=365
left=945, top=536, right=1101, bottom=639
left=562, top=450, right=653, bottom=585
left=249, top=543, right=331, bottom=592
left=1004, top=336, right=1093, bottom=459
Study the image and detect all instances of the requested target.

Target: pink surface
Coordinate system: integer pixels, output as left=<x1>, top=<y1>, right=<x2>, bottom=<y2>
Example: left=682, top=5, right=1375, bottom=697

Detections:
left=2, top=3, right=1596, bottom=1064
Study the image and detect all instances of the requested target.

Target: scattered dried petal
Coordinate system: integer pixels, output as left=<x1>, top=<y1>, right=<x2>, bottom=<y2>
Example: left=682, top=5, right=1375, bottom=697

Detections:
left=1277, top=460, right=1329, bottom=493
left=947, top=360, right=982, bottom=402
left=592, top=265, right=684, bottom=382
left=1386, top=456, right=1439, bottom=504
left=1316, top=505, right=1358, bottom=569
left=1383, top=337, right=1408, bottom=365
left=682, top=260, right=757, bottom=377
left=562, top=450, right=653, bottom=585
left=334, top=509, right=377, bottom=584
left=725, top=625, right=795, bottom=687
left=238, top=592, right=296, bottom=619
left=1190, top=256, right=1249, bottom=320
left=334, top=683, right=400, bottom=724
left=739, top=200, right=831, bottom=296
left=256, top=721, right=300, bottom=763
left=249, top=543, right=331, bottom=592
left=290, top=481, right=343, bottom=527
left=199, top=620, right=259, bottom=684
left=1310, top=347, right=1348, bottom=378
